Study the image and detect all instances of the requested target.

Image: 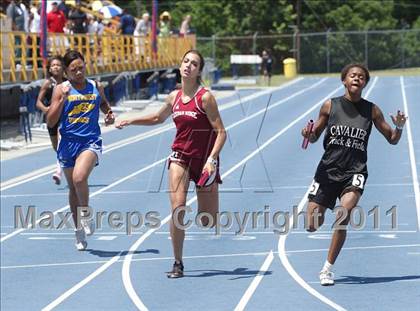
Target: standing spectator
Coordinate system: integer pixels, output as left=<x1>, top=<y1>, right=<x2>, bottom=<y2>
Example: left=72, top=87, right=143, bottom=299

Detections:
left=119, top=9, right=135, bottom=35
left=47, top=2, right=66, bottom=53
left=69, top=4, right=87, bottom=34
left=6, top=0, right=25, bottom=69
left=159, top=11, right=171, bottom=37
left=134, top=12, right=150, bottom=56
left=69, top=4, right=87, bottom=48
left=134, top=12, right=150, bottom=36
left=47, top=2, right=66, bottom=33
left=179, top=14, right=191, bottom=37
left=57, top=0, right=69, bottom=18
left=28, top=4, right=41, bottom=67
left=261, top=49, right=273, bottom=86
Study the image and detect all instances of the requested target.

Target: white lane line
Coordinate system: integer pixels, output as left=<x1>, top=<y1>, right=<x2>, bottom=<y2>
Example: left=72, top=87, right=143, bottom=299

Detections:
left=3, top=181, right=414, bottom=198
left=121, top=84, right=343, bottom=311
left=1, top=78, right=323, bottom=244
left=234, top=250, right=274, bottom=311
left=277, top=76, right=378, bottom=311
left=41, top=254, right=122, bottom=311
left=0, top=159, right=166, bottom=243
left=39, top=79, right=334, bottom=310
left=400, top=76, right=420, bottom=230
left=3, top=243, right=419, bottom=270
left=1, top=81, right=302, bottom=191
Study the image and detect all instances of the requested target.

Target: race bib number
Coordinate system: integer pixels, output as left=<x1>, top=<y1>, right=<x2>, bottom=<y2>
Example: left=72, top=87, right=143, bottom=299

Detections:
left=309, top=180, right=320, bottom=196
left=352, top=174, right=365, bottom=189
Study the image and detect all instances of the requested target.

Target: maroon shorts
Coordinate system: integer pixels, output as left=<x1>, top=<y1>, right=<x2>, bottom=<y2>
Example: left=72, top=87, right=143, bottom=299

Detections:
left=168, top=151, right=222, bottom=186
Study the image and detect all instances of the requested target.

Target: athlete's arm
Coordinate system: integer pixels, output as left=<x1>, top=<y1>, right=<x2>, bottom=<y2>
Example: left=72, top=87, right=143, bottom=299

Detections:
left=301, top=99, right=331, bottom=143
left=115, top=90, right=175, bottom=128
left=372, top=104, right=406, bottom=145
left=47, top=83, right=70, bottom=128
left=202, top=91, right=227, bottom=160
left=96, top=81, right=115, bottom=125
left=36, top=79, right=52, bottom=114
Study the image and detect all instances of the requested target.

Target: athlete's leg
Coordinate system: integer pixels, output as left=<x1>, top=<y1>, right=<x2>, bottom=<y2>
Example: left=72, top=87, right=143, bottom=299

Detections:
left=327, top=190, right=361, bottom=264
left=196, top=182, right=219, bottom=227
left=72, top=150, right=97, bottom=208
left=306, top=201, right=327, bottom=232
left=62, top=167, right=79, bottom=224
left=168, top=162, right=190, bottom=263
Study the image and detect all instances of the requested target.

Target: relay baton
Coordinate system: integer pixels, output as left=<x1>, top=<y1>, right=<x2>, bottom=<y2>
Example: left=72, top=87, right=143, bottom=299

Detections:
left=302, top=120, right=314, bottom=149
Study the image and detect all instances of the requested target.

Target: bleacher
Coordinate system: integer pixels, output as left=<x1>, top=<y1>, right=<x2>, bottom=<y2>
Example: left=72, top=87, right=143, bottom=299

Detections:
left=0, top=0, right=195, bottom=119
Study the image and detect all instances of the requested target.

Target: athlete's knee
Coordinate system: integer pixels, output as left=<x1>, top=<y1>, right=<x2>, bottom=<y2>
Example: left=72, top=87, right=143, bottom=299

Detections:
left=72, top=173, right=87, bottom=188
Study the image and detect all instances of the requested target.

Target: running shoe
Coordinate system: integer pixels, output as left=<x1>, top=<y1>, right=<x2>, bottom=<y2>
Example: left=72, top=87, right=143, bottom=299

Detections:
left=52, top=172, right=61, bottom=185
left=167, top=261, right=184, bottom=278
left=319, top=269, right=335, bottom=286
left=75, top=229, right=87, bottom=251
left=80, top=209, right=95, bottom=236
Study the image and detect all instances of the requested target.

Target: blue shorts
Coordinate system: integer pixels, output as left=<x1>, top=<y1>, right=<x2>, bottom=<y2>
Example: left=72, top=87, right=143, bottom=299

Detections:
left=57, top=136, right=102, bottom=168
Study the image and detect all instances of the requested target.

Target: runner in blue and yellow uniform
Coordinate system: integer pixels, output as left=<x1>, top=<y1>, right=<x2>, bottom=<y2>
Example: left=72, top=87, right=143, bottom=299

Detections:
left=47, top=50, right=115, bottom=250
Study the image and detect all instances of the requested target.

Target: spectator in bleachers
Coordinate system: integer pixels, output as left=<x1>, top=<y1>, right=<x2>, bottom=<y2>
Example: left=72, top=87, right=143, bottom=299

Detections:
left=119, top=9, right=135, bottom=35
left=69, top=4, right=87, bottom=34
left=6, top=0, right=26, bottom=69
left=134, top=12, right=150, bottom=36
left=179, top=14, right=191, bottom=37
left=159, top=11, right=172, bottom=37
left=47, top=1, right=66, bottom=33
left=28, top=4, right=41, bottom=67
left=57, top=0, right=69, bottom=18
left=134, top=12, right=150, bottom=56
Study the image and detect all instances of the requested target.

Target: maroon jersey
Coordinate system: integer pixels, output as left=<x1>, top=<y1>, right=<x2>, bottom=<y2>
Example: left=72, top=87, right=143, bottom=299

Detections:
left=171, top=87, right=216, bottom=159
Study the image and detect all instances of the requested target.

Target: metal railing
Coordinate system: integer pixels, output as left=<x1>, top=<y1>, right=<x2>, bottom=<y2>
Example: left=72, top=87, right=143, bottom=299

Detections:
left=0, top=32, right=196, bottom=83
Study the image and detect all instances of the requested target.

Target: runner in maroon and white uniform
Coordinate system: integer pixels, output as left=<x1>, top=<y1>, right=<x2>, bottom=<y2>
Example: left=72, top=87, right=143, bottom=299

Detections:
left=116, top=50, right=227, bottom=278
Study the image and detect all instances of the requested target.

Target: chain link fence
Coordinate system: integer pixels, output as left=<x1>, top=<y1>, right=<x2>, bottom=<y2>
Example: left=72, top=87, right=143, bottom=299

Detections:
left=197, top=29, right=420, bottom=76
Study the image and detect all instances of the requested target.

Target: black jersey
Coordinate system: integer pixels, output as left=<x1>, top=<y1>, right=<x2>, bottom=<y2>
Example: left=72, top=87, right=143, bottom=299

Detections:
left=314, top=96, right=373, bottom=183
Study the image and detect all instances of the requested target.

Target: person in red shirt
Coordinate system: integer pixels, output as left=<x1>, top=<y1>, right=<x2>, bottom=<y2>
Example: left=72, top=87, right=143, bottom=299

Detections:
left=116, top=50, right=227, bottom=278
left=47, top=2, right=66, bottom=33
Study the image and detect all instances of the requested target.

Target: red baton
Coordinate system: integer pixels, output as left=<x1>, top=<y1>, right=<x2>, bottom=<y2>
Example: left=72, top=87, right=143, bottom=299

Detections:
left=302, top=120, right=314, bottom=149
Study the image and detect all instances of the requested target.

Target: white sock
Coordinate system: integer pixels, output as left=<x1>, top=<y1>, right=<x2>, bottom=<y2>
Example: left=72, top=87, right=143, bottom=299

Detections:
left=322, top=260, right=333, bottom=272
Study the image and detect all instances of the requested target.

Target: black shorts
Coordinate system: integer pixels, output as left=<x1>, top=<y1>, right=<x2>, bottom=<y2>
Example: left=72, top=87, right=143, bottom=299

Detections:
left=308, top=174, right=367, bottom=209
left=47, top=122, right=59, bottom=137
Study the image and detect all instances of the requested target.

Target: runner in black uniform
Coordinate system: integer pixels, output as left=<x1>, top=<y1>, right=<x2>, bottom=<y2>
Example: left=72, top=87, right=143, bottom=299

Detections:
left=36, top=56, right=66, bottom=185
left=301, top=63, right=407, bottom=286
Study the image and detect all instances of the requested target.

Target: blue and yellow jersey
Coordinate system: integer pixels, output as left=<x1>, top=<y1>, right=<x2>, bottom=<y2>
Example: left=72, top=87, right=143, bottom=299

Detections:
left=59, top=79, right=102, bottom=139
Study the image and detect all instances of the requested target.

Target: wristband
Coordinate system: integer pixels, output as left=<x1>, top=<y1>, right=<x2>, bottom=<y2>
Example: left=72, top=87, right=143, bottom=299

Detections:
left=206, top=157, right=218, bottom=166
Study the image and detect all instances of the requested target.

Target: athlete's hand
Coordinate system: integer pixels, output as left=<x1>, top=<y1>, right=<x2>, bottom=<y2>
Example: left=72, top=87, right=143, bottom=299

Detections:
left=390, top=110, right=407, bottom=129
left=203, top=162, right=216, bottom=176
left=115, top=119, right=130, bottom=129
left=104, top=111, right=115, bottom=126
left=61, top=82, right=71, bottom=97
left=301, top=126, right=311, bottom=138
